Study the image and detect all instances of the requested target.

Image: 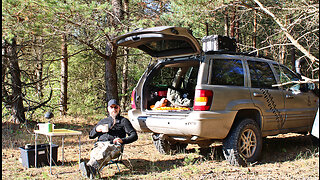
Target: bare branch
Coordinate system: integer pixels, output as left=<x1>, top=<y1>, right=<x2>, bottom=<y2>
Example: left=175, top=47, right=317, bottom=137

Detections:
left=251, top=0, right=319, bottom=64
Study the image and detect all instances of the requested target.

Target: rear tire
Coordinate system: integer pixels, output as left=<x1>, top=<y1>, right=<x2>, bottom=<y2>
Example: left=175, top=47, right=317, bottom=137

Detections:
left=223, top=119, right=262, bottom=166
left=152, top=133, right=187, bottom=155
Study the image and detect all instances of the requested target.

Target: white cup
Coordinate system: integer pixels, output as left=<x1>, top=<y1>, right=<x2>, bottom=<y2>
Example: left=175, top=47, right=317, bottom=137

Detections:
left=101, top=124, right=109, bottom=133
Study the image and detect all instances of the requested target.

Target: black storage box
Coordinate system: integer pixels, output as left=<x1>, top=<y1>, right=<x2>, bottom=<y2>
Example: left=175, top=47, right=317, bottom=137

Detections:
left=202, top=35, right=236, bottom=52
left=19, top=144, right=59, bottom=168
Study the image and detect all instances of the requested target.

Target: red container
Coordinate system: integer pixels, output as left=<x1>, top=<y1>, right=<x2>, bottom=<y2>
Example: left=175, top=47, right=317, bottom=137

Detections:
left=158, top=90, right=167, bottom=97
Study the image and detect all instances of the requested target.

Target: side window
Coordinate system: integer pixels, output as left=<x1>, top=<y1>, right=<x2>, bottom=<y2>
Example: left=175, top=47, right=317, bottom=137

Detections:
left=183, top=67, right=199, bottom=89
left=248, top=60, right=277, bottom=89
left=273, top=64, right=302, bottom=92
left=210, top=59, right=244, bottom=86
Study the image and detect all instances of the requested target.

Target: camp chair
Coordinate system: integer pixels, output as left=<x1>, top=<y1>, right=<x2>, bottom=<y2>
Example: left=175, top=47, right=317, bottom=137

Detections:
left=96, top=145, right=132, bottom=178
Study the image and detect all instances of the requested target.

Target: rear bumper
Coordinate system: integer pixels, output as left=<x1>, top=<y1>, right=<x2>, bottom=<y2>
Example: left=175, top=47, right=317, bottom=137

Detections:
left=128, top=109, right=237, bottom=139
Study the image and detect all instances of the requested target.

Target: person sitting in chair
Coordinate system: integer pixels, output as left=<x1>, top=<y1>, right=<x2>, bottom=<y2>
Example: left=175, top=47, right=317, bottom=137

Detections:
left=80, top=99, right=138, bottom=178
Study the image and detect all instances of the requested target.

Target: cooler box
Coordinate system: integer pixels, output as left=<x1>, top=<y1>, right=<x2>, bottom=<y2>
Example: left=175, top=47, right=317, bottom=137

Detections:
left=19, top=144, right=59, bottom=168
left=202, top=35, right=236, bottom=52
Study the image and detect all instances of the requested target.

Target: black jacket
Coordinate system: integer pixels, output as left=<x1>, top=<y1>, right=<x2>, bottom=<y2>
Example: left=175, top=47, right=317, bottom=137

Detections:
left=89, top=115, right=138, bottom=144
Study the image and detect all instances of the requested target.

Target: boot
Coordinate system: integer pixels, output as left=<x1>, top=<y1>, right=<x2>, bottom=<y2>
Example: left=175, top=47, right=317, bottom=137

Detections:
left=79, top=161, right=90, bottom=178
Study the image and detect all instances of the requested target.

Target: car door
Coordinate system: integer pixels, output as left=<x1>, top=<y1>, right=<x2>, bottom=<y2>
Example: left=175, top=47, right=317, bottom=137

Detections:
left=247, top=59, right=286, bottom=133
left=113, top=26, right=201, bottom=58
left=272, top=64, right=318, bottom=131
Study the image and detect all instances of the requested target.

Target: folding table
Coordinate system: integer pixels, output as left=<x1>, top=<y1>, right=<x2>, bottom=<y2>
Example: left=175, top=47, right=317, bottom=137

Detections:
left=34, top=129, right=82, bottom=174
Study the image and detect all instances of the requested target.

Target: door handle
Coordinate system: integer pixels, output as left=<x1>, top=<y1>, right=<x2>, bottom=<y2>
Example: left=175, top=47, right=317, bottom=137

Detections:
left=253, top=93, right=263, bottom=97
left=286, top=94, right=294, bottom=99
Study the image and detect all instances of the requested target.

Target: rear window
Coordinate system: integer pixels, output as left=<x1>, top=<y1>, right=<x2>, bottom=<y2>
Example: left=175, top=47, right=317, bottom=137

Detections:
left=210, top=59, right=244, bottom=86
left=138, top=39, right=196, bottom=57
left=150, top=66, right=178, bottom=87
left=143, top=40, right=192, bottom=52
left=248, top=60, right=277, bottom=89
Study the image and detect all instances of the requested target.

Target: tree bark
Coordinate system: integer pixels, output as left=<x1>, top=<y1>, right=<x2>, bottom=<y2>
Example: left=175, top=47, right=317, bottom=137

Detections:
left=291, top=47, right=296, bottom=72
left=230, top=4, right=236, bottom=38
left=235, top=10, right=240, bottom=43
left=121, top=47, right=129, bottom=109
left=60, top=33, right=68, bottom=116
left=120, top=0, right=129, bottom=109
left=2, top=40, right=9, bottom=99
left=6, top=38, right=26, bottom=123
left=253, top=9, right=257, bottom=50
left=33, top=36, right=44, bottom=98
left=224, top=7, right=229, bottom=36
left=112, top=0, right=123, bottom=25
left=105, top=43, right=118, bottom=102
left=103, top=0, right=125, bottom=103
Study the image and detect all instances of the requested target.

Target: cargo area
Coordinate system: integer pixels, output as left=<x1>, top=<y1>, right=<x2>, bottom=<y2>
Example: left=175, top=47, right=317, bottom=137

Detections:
left=142, top=60, right=200, bottom=112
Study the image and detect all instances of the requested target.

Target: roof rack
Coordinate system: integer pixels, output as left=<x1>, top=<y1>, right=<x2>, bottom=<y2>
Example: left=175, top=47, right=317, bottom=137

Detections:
left=204, top=50, right=273, bottom=60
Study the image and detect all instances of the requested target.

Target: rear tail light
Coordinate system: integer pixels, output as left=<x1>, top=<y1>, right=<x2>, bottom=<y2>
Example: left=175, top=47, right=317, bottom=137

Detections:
left=131, top=90, right=136, bottom=109
left=193, top=89, right=213, bottom=111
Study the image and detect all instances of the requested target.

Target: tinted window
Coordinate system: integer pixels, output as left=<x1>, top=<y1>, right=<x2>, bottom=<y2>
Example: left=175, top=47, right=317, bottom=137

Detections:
left=248, top=60, right=277, bottom=89
left=143, top=40, right=191, bottom=52
left=150, top=66, right=179, bottom=86
left=273, top=64, right=302, bottom=91
left=183, top=67, right=199, bottom=90
left=210, top=59, right=244, bottom=86
left=138, top=39, right=195, bottom=57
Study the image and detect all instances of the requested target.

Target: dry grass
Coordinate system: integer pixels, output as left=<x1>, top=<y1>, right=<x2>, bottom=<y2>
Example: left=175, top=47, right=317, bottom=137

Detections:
left=2, top=116, right=319, bottom=179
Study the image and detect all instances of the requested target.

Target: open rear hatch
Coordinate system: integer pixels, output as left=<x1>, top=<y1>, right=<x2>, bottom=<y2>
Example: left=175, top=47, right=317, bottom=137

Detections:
left=114, top=26, right=202, bottom=114
left=114, top=26, right=201, bottom=58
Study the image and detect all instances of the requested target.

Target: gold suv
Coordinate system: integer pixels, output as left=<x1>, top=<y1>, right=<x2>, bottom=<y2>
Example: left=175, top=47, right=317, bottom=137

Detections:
left=114, top=26, right=318, bottom=166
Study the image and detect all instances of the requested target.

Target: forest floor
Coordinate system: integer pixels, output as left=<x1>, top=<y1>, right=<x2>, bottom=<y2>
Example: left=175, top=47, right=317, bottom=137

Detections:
left=2, top=115, right=319, bottom=179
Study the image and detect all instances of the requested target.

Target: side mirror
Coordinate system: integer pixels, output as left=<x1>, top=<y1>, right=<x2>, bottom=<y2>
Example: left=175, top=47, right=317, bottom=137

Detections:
left=307, top=83, right=316, bottom=91
left=300, top=83, right=316, bottom=92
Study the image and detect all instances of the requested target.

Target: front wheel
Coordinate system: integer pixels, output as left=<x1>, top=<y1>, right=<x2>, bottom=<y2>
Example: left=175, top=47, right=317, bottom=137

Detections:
left=223, top=119, right=262, bottom=166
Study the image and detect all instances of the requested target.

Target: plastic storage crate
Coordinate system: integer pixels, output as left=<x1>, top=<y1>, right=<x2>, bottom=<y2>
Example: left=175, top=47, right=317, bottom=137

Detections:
left=19, top=144, right=59, bottom=168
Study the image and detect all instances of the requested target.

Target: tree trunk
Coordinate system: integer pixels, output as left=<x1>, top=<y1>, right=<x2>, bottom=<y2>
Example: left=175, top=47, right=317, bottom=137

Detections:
left=7, top=38, right=26, bottom=123
left=105, top=43, right=119, bottom=102
left=291, top=47, right=296, bottom=72
left=60, top=33, right=68, bottom=116
left=112, top=0, right=123, bottom=25
left=230, top=4, right=236, bottom=38
left=120, top=0, right=129, bottom=109
left=103, top=0, right=125, bottom=103
left=253, top=9, right=257, bottom=51
left=33, top=36, right=44, bottom=98
left=121, top=48, right=129, bottom=109
left=235, top=13, right=240, bottom=43
left=224, top=7, right=229, bottom=36
left=279, top=44, right=285, bottom=64
left=2, top=40, right=8, bottom=99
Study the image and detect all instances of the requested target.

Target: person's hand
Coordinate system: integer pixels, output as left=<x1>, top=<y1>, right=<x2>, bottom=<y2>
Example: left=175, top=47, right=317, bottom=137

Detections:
left=96, top=125, right=108, bottom=132
left=113, top=138, right=123, bottom=145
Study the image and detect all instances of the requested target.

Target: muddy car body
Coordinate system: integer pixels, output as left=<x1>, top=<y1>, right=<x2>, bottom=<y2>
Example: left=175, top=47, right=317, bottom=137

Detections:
left=114, top=26, right=318, bottom=166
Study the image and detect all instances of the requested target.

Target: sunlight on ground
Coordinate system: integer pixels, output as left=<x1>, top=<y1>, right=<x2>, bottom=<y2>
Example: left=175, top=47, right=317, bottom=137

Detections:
left=2, top=116, right=319, bottom=179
